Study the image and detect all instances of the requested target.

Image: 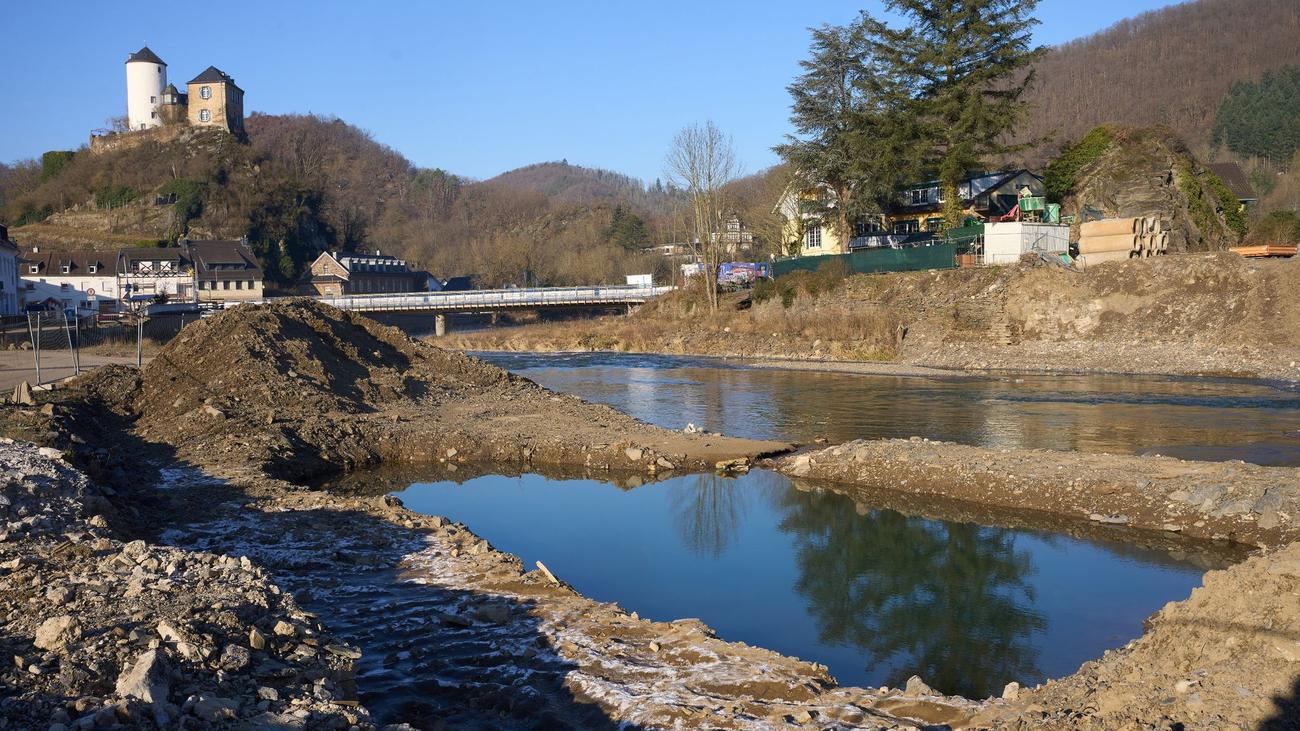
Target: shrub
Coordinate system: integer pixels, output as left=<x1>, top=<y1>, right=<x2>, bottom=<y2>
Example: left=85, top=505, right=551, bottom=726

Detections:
left=1244, top=211, right=1300, bottom=246
left=159, top=179, right=204, bottom=233
left=40, top=151, right=76, bottom=182
left=1044, top=126, right=1116, bottom=202
left=94, top=184, right=139, bottom=209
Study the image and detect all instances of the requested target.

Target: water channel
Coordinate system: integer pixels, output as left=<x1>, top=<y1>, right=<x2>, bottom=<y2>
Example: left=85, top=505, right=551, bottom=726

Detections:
left=332, top=353, right=1294, bottom=699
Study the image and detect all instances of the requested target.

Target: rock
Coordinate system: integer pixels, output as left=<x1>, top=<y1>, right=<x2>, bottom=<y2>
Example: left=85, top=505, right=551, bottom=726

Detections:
left=1253, top=489, right=1283, bottom=515
left=248, top=627, right=268, bottom=650
left=114, top=650, right=169, bottom=703
left=1213, top=498, right=1255, bottom=517
left=256, top=686, right=279, bottom=702
left=38, top=446, right=64, bottom=461
left=218, top=644, right=251, bottom=671
left=201, top=405, right=225, bottom=419
left=715, top=458, right=750, bottom=473
left=656, top=457, right=675, bottom=469
left=324, top=643, right=363, bottom=659
left=535, top=561, right=560, bottom=585
left=904, top=675, right=933, bottom=696
left=272, top=620, right=295, bottom=637
left=13, top=381, right=35, bottom=406
left=1185, top=485, right=1226, bottom=508
left=1273, top=641, right=1300, bottom=663
left=34, top=615, right=82, bottom=652
left=1002, top=681, right=1020, bottom=700
left=473, top=604, right=511, bottom=624
left=624, top=447, right=644, bottom=461
left=1267, top=559, right=1300, bottom=579
left=192, top=696, right=240, bottom=722
left=1175, top=679, right=1199, bottom=694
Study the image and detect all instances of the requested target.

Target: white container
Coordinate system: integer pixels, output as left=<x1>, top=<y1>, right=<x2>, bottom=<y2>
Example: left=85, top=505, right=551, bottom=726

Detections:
left=625, top=274, right=653, bottom=286
left=983, top=222, right=1069, bottom=265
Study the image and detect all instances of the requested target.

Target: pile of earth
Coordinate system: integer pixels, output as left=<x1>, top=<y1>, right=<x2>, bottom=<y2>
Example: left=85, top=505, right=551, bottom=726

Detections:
left=72, top=299, right=788, bottom=481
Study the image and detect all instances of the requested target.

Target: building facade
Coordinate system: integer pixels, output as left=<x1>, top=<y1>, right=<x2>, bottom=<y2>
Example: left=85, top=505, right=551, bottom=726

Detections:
left=97, top=47, right=244, bottom=149
left=777, top=170, right=1045, bottom=257
left=0, top=227, right=19, bottom=316
left=305, top=251, right=426, bottom=296
left=20, top=247, right=120, bottom=314
left=186, top=239, right=263, bottom=302
left=117, top=247, right=194, bottom=304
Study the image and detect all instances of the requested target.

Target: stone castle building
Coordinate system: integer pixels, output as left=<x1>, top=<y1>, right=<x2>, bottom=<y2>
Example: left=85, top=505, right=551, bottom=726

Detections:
left=121, top=46, right=244, bottom=136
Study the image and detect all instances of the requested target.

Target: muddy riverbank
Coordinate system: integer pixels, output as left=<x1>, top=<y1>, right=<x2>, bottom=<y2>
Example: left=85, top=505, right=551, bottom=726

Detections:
left=4, top=299, right=1300, bottom=729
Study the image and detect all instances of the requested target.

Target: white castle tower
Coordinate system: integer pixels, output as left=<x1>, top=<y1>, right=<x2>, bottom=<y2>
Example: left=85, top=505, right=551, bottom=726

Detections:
left=125, top=46, right=166, bottom=131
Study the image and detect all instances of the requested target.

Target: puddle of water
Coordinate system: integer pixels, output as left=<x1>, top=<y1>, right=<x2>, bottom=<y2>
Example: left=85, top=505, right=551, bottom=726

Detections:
left=372, top=468, right=1235, bottom=699
left=476, top=352, right=1300, bottom=466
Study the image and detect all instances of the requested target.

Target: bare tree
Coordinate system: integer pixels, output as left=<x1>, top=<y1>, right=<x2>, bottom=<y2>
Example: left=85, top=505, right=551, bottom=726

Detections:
left=665, top=121, right=738, bottom=311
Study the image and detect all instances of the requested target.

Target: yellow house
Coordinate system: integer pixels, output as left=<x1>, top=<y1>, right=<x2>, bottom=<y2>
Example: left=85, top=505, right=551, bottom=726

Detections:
left=776, top=170, right=1044, bottom=257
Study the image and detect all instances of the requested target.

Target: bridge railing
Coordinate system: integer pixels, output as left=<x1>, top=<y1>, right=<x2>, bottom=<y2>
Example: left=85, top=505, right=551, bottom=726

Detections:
left=310, top=284, right=675, bottom=312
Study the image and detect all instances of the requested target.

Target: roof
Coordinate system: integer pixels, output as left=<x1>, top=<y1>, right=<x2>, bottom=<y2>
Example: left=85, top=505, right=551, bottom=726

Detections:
left=189, top=66, right=241, bottom=91
left=184, top=240, right=263, bottom=281
left=1207, top=163, right=1257, bottom=202
left=162, top=83, right=179, bottom=94
left=20, top=249, right=118, bottom=276
left=127, top=46, right=166, bottom=65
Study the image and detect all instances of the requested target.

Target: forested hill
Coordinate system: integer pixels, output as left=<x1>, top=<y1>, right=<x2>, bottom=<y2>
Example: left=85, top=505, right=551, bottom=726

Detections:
left=1016, top=0, right=1300, bottom=162
left=0, top=115, right=678, bottom=289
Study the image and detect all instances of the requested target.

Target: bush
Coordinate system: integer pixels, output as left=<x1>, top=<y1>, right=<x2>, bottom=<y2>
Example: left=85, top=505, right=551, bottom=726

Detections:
left=1244, top=211, right=1300, bottom=246
left=94, top=184, right=139, bottom=209
left=1045, top=126, right=1116, bottom=202
left=159, top=179, right=204, bottom=233
left=1204, top=171, right=1248, bottom=237
left=40, top=151, right=76, bottom=182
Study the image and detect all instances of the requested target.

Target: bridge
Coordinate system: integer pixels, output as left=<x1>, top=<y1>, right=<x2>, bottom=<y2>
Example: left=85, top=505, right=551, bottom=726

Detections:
left=203, top=284, right=674, bottom=335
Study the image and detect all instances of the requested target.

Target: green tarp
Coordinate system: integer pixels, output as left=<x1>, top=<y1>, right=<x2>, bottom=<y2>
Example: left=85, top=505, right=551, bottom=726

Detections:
left=772, top=244, right=957, bottom=278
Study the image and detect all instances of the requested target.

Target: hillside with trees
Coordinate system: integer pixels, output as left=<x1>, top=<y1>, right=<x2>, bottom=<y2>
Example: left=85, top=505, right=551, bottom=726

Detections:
left=1015, top=0, right=1300, bottom=164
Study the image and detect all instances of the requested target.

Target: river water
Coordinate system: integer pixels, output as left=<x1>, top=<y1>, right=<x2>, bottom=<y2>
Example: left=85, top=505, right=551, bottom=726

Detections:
left=342, top=353, right=1290, bottom=699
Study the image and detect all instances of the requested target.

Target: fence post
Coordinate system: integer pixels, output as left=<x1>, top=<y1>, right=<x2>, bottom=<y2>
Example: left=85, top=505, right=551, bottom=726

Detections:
left=136, top=317, right=143, bottom=369
left=27, top=313, right=40, bottom=385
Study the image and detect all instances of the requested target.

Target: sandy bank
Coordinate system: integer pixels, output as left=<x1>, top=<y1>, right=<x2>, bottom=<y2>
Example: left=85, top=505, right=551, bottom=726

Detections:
left=777, top=438, right=1299, bottom=548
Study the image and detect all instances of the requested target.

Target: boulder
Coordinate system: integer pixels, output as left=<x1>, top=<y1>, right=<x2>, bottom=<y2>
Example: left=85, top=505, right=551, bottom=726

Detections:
left=115, top=650, right=169, bottom=703
left=33, top=615, right=82, bottom=652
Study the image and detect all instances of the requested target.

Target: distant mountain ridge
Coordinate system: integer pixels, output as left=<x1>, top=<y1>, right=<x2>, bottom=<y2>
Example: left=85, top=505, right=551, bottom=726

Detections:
left=1016, top=0, right=1300, bottom=163
left=485, top=161, right=656, bottom=204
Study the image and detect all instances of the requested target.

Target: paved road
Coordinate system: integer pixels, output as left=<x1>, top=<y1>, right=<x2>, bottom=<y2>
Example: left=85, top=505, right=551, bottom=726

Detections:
left=0, top=351, right=148, bottom=392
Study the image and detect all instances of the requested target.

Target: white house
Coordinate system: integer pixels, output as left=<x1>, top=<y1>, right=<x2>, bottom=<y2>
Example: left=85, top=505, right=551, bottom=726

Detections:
left=0, top=226, right=19, bottom=316
left=117, top=247, right=194, bottom=303
left=21, top=247, right=122, bottom=314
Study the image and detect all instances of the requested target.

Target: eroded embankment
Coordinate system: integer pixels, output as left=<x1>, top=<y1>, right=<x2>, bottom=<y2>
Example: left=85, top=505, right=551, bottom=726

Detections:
left=775, top=439, right=1300, bottom=729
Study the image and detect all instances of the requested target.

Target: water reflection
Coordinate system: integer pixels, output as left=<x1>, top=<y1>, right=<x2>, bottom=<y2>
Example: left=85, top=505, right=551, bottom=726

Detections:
left=480, top=351, right=1300, bottom=466
left=770, top=483, right=1045, bottom=697
left=669, top=474, right=748, bottom=558
left=338, top=464, right=1237, bottom=694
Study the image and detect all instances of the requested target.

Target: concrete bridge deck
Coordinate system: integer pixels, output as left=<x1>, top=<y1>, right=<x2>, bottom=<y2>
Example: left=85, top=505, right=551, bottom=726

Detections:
left=312, top=284, right=674, bottom=314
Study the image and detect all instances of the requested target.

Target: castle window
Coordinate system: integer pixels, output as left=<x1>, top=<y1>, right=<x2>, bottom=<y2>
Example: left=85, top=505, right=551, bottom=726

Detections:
left=150, top=96, right=156, bottom=103
left=199, top=86, right=212, bottom=100
left=199, top=109, right=211, bottom=122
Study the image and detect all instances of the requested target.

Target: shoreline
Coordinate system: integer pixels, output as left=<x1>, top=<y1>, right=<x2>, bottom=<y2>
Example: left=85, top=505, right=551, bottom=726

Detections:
left=453, top=340, right=1300, bottom=387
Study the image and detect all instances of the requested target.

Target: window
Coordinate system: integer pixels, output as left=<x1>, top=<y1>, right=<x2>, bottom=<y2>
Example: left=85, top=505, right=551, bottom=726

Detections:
left=88, top=264, right=98, bottom=273
left=28, top=265, right=38, bottom=274
left=150, top=96, right=156, bottom=103
left=234, top=280, right=243, bottom=290
left=805, top=224, right=822, bottom=249
left=199, top=86, right=211, bottom=100
left=892, top=219, right=920, bottom=234
left=61, top=265, right=70, bottom=274
left=222, top=280, right=230, bottom=290
left=199, top=109, right=211, bottom=122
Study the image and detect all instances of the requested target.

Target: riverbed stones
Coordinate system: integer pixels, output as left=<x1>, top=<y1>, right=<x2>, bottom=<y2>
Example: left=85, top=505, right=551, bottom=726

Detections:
left=624, top=446, right=644, bottom=461
left=34, top=615, right=82, bottom=652
left=248, top=627, right=268, bottom=650
left=114, top=650, right=168, bottom=703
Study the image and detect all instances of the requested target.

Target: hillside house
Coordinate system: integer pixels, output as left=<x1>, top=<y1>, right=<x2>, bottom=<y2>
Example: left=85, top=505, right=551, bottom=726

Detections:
left=777, top=170, right=1044, bottom=256
left=1207, top=162, right=1257, bottom=211
left=0, top=226, right=19, bottom=316
left=21, top=247, right=121, bottom=314
left=304, top=251, right=426, bottom=296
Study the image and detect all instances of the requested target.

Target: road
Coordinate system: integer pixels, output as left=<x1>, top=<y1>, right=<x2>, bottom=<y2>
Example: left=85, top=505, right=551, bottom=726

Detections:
left=0, top=351, right=149, bottom=392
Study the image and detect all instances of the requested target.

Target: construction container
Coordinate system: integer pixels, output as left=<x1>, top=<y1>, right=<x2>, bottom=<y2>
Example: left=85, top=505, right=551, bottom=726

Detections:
left=982, top=222, right=1070, bottom=265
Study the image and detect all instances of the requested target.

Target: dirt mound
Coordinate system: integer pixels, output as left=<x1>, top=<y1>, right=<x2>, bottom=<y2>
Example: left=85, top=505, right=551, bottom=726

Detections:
left=1061, top=126, right=1242, bottom=252
left=130, top=299, right=510, bottom=420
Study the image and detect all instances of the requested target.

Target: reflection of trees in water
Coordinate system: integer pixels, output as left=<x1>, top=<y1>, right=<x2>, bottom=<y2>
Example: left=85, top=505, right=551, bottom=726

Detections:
left=668, top=475, right=750, bottom=558
left=772, top=487, right=1046, bottom=699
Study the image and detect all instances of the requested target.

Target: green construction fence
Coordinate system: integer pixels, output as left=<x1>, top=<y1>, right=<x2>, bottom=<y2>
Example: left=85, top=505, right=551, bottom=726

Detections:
left=771, top=243, right=958, bottom=278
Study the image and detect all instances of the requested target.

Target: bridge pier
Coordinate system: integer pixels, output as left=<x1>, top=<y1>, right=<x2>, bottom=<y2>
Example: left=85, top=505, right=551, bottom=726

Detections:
left=434, top=314, right=447, bottom=337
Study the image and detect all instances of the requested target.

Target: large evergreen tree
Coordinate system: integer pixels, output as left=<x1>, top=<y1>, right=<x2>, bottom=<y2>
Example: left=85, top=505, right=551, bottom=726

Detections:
left=775, top=21, right=915, bottom=252
left=869, top=0, right=1045, bottom=226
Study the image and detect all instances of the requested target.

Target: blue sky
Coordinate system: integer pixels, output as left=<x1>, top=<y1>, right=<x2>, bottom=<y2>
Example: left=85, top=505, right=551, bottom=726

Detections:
left=1, top=0, right=1180, bottom=182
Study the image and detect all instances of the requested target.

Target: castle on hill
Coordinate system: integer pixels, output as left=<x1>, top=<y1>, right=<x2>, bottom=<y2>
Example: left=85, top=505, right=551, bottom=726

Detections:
left=122, top=45, right=244, bottom=136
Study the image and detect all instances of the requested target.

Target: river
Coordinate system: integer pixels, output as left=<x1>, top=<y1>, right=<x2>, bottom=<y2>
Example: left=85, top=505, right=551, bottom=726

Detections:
left=329, top=352, right=1285, bottom=699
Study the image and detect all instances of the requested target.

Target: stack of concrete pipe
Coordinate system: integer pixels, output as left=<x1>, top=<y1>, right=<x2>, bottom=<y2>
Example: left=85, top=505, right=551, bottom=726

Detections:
left=1076, top=217, right=1170, bottom=267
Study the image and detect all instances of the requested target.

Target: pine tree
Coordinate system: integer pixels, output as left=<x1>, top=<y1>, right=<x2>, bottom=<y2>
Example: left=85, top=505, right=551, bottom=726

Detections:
left=868, top=0, right=1045, bottom=226
left=1212, top=67, right=1300, bottom=166
left=775, top=21, right=915, bottom=252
